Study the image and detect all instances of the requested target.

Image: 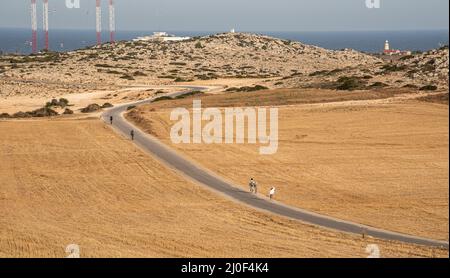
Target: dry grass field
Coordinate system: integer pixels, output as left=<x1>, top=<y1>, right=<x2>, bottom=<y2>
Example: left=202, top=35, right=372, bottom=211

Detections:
left=0, top=119, right=447, bottom=258
left=127, top=88, right=449, bottom=241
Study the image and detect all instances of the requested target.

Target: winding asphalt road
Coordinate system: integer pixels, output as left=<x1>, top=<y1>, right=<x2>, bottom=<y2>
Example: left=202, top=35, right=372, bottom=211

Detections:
left=102, top=86, right=449, bottom=249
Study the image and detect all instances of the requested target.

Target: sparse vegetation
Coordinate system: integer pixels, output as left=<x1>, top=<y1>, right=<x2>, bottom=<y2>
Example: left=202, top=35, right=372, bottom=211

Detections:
left=417, top=92, right=448, bottom=105
left=102, top=103, right=114, bottom=108
left=81, top=104, right=102, bottom=113
left=153, top=96, right=174, bottom=102
left=45, top=98, right=70, bottom=109
left=335, top=76, right=367, bottom=91
left=419, top=85, right=438, bottom=91
left=225, top=85, right=269, bottom=92
left=169, top=62, right=187, bottom=66
left=175, top=91, right=204, bottom=99
left=381, top=64, right=408, bottom=73
left=63, top=108, right=74, bottom=115
left=120, top=74, right=135, bottom=80
left=403, top=84, right=418, bottom=89
left=399, top=55, right=415, bottom=61
left=370, top=82, right=388, bottom=88
left=174, top=77, right=193, bottom=82
left=309, top=70, right=329, bottom=77
left=133, top=71, right=147, bottom=77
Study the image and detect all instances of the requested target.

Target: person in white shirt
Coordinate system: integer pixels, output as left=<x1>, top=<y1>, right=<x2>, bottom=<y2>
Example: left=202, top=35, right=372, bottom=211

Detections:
left=269, top=187, right=276, bottom=200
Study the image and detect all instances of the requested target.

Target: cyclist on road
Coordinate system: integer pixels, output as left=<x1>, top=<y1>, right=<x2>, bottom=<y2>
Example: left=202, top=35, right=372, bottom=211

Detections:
left=249, top=178, right=258, bottom=194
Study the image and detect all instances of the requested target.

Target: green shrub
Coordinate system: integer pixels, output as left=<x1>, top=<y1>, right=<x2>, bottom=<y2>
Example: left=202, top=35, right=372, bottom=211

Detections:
left=309, top=70, right=329, bottom=77
left=175, top=91, right=204, bottom=99
left=59, top=98, right=69, bottom=106
left=335, top=76, right=366, bottom=91
left=419, top=85, right=438, bottom=91
left=169, top=62, right=187, bottom=66
left=120, top=74, right=135, bottom=80
left=225, top=85, right=269, bottom=92
left=153, top=96, right=173, bottom=102
left=174, top=77, right=193, bottom=82
left=102, top=103, right=114, bottom=108
left=381, top=64, right=407, bottom=73
left=133, top=71, right=147, bottom=77
left=403, top=84, right=418, bottom=89
left=369, top=82, right=388, bottom=88
left=399, top=55, right=414, bottom=61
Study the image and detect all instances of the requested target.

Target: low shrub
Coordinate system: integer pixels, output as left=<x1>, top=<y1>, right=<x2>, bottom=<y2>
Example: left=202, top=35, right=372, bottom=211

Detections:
left=153, top=96, right=173, bottom=102
left=226, top=85, right=269, bottom=92
left=175, top=91, right=204, bottom=99
left=419, top=85, right=438, bottom=91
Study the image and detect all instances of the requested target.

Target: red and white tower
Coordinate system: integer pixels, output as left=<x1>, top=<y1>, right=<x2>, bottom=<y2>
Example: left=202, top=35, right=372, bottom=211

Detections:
left=109, top=0, right=116, bottom=44
left=31, top=0, right=38, bottom=53
left=43, top=0, right=49, bottom=50
left=96, top=0, right=102, bottom=45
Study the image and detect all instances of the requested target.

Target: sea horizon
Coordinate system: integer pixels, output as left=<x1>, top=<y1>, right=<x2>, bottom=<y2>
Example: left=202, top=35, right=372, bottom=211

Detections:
left=0, top=28, right=448, bottom=55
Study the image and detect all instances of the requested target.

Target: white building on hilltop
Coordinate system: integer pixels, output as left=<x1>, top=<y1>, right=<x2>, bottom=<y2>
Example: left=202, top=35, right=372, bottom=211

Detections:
left=133, top=32, right=190, bottom=42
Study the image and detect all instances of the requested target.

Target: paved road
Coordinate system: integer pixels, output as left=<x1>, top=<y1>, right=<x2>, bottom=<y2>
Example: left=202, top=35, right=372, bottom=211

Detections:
left=102, top=86, right=449, bottom=249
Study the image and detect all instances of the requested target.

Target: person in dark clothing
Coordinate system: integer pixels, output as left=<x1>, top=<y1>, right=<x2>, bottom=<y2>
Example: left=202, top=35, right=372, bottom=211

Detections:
left=249, top=178, right=258, bottom=194
left=130, top=130, right=135, bottom=141
left=110, top=116, right=113, bottom=125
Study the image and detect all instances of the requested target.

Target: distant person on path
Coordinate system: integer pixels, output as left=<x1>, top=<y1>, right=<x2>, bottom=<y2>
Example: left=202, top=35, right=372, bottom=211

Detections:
left=110, top=116, right=113, bottom=125
left=130, top=130, right=135, bottom=141
left=269, top=187, right=276, bottom=200
left=249, top=178, right=258, bottom=194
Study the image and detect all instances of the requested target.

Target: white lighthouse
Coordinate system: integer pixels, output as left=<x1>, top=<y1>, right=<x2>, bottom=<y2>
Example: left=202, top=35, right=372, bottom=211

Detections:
left=384, top=40, right=390, bottom=52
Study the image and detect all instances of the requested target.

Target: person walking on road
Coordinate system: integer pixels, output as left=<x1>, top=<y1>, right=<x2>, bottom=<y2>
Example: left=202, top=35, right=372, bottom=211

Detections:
left=249, top=178, right=258, bottom=194
left=130, top=130, right=135, bottom=141
left=110, top=116, right=113, bottom=125
left=269, top=187, right=276, bottom=200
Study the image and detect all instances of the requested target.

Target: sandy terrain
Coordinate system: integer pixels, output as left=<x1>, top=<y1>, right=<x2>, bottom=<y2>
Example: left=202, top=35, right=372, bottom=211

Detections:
left=0, top=82, right=189, bottom=115
left=1, top=32, right=447, bottom=115
left=1, top=119, right=447, bottom=258
left=127, top=89, right=449, bottom=241
left=0, top=32, right=448, bottom=258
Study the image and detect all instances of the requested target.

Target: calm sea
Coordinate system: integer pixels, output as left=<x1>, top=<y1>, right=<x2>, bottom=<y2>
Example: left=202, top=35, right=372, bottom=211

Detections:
left=0, top=28, right=448, bottom=55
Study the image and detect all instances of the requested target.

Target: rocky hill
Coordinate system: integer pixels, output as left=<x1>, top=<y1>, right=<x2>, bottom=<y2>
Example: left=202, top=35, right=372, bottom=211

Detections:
left=0, top=33, right=379, bottom=86
left=279, top=46, right=449, bottom=91
left=0, top=33, right=447, bottom=98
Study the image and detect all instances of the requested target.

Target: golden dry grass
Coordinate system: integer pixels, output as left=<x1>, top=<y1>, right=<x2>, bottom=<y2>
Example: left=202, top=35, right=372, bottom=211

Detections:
left=127, top=89, right=449, bottom=241
left=0, top=119, right=447, bottom=258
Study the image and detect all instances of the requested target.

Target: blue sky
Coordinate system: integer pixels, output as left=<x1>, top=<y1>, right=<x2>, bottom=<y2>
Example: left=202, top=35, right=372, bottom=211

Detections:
left=0, top=0, right=448, bottom=31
